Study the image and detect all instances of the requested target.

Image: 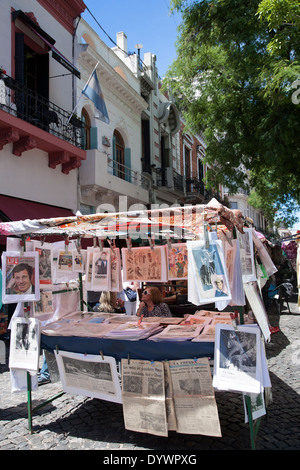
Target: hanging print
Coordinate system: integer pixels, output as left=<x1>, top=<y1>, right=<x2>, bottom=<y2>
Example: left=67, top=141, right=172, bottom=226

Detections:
left=167, top=243, right=188, bottom=280
left=1, top=251, right=40, bottom=304
left=187, top=240, right=231, bottom=304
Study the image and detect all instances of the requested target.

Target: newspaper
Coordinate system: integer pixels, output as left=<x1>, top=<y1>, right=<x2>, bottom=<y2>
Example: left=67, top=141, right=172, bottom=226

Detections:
left=121, top=359, right=168, bottom=437
left=148, top=324, right=203, bottom=342
left=166, top=358, right=221, bottom=437
left=55, top=350, right=122, bottom=403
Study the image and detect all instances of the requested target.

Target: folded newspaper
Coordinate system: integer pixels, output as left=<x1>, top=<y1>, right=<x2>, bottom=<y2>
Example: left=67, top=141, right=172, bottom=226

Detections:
left=102, top=321, right=163, bottom=340
left=148, top=324, right=203, bottom=342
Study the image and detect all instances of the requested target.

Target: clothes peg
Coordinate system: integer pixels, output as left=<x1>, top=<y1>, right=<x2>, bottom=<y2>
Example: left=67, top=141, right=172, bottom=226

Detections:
left=165, top=233, right=172, bottom=250
left=76, top=236, right=81, bottom=253
left=126, top=237, right=132, bottom=252
left=107, top=238, right=116, bottom=255
left=148, top=236, right=154, bottom=250
left=98, top=238, right=104, bottom=252
left=64, top=236, right=69, bottom=253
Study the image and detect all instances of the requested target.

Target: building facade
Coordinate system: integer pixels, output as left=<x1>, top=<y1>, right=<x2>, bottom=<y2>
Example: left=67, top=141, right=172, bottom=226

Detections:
left=0, top=1, right=266, bottom=238
left=0, top=0, right=86, bottom=240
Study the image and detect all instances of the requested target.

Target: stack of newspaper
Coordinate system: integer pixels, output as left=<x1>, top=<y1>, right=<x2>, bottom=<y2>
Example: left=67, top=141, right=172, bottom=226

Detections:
left=102, top=321, right=163, bottom=340
left=148, top=324, right=203, bottom=342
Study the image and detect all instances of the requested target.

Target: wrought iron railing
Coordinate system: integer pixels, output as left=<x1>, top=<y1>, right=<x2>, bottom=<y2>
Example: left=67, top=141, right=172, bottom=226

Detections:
left=107, top=157, right=149, bottom=190
left=156, top=167, right=184, bottom=192
left=0, top=72, right=84, bottom=148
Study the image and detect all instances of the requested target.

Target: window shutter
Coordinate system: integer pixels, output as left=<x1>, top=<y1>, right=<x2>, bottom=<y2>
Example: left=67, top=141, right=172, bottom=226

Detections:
left=112, top=135, right=117, bottom=176
left=90, top=127, right=98, bottom=149
left=124, top=148, right=131, bottom=182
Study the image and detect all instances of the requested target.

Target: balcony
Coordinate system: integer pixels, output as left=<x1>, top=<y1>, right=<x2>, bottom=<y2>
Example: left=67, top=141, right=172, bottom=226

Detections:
left=0, top=73, right=85, bottom=173
left=156, top=167, right=184, bottom=193
left=79, top=149, right=149, bottom=204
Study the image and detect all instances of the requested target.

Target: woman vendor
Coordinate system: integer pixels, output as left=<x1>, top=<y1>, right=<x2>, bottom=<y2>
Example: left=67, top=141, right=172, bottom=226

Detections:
left=136, top=286, right=172, bottom=317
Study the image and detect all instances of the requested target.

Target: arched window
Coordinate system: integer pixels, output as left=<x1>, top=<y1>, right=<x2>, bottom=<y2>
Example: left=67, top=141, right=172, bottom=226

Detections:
left=81, top=108, right=97, bottom=150
left=81, top=108, right=91, bottom=149
left=112, top=130, right=131, bottom=182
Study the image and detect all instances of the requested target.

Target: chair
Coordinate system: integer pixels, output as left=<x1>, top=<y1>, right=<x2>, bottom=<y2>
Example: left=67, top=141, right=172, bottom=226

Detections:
left=268, top=282, right=294, bottom=314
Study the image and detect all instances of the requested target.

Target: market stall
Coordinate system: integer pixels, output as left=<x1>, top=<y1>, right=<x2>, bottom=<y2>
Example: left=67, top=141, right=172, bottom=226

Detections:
left=0, top=198, right=276, bottom=448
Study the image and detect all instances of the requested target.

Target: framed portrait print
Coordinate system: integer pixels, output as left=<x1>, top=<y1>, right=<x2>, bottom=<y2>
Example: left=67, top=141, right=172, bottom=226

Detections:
left=1, top=251, right=40, bottom=304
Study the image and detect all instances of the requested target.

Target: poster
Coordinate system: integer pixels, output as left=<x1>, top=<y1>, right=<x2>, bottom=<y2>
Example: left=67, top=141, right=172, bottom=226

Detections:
left=33, top=241, right=53, bottom=286
left=122, top=246, right=167, bottom=282
left=91, top=248, right=111, bottom=291
left=1, top=251, right=40, bottom=304
left=167, top=243, right=188, bottom=280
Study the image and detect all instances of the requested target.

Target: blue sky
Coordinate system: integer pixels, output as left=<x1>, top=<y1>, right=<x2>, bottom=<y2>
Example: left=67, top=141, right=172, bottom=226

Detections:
left=81, top=0, right=181, bottom=77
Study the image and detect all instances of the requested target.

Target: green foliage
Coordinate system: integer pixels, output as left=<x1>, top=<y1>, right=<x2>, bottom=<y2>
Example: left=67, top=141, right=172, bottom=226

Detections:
left=165, top=0, right=300, bottom=224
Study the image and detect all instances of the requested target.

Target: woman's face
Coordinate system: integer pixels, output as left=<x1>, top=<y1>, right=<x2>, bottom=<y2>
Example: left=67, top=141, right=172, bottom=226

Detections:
left=141, top=289, right=152, bottom=302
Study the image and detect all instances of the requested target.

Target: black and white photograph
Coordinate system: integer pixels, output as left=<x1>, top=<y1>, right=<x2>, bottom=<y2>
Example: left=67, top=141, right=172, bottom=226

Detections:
left=55, top=350, right=122, bottom=403
left=9, top=317, right=40, bottom=372
left=213, top=324, right=262, bottom=394
left=1, top=251, right=40, bottom=304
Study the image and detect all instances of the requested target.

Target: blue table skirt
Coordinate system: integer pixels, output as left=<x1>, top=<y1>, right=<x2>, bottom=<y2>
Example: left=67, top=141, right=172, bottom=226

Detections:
left=41, top=335, right=215, bottom=362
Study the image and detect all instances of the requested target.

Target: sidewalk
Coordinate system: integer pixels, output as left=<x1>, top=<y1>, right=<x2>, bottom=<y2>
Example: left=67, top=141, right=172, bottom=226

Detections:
left=0, top=299, right=300, bottom=451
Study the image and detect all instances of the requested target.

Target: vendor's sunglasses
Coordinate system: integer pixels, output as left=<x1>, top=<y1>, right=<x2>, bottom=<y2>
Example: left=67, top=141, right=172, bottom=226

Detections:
left=142, top=290, right=150, bottom=295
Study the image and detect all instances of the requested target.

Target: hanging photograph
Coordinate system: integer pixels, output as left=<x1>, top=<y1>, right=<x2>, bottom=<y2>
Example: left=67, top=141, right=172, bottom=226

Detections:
left=188, top=240, right=231, bottom=304
left=91, top=248, right=111, bottom=291
left=55, top=350, right=122, bottom=403
left=34, top=290, right=53, bottom=315
left=109, top=247, right=122, bottom=292
left=167, top=243, right=188, bottom=280
left=213, top=324, right=262, bottom=394
left=9, top=317, right=40, bottom=372
left=122, top=246, right=167, bottom=282
left=1, top=251, right=40, bottom=304
left=236, top=228, right=256, bottom=283
left=57, top=250, right=73, bottom=272
left=33, top=241, right=53, bottom=287
left=72, top=249, right=85, bottom=273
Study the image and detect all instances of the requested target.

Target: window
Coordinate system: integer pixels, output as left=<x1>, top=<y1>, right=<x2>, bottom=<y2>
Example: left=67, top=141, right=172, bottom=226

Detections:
left=81, top=108, right=91, bottom=149
left=112, top=130, right=131, bottom=182
left=81, top=107, right=97, bottom=150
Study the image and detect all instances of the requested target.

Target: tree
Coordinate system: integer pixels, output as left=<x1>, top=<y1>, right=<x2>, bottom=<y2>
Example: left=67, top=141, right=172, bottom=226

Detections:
left=165, top=0, right=300, bottom=227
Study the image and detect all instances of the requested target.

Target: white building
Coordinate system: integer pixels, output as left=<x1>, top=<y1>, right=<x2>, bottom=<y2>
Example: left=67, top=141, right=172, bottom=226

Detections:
left=75, top=19, right=181, bottom=214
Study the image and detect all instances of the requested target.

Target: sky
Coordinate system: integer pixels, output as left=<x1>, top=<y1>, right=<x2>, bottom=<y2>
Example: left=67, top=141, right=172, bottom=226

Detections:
left=81, top=0, right=181, bottom=77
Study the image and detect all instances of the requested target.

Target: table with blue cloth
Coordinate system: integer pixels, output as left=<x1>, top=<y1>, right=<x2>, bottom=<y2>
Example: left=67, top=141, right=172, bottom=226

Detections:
left=41, top=334, right=215, bottom=362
